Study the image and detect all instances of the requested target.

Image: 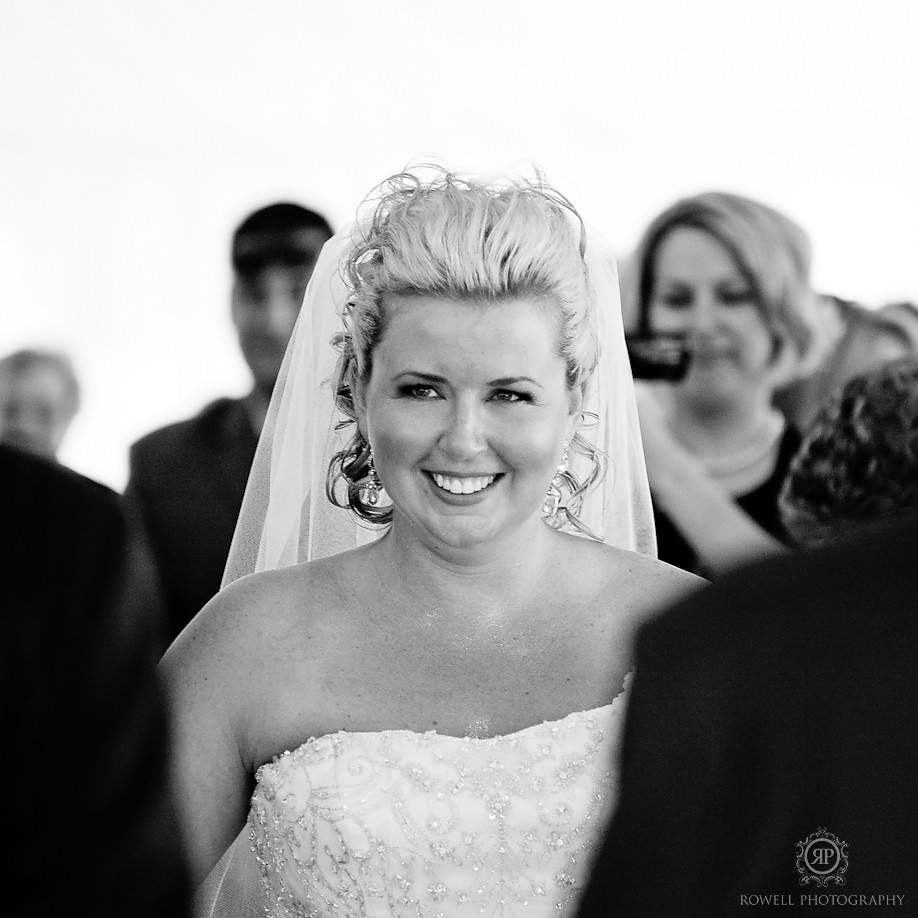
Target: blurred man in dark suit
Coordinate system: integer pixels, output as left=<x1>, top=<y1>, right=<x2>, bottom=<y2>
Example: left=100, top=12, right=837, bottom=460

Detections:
left=1, top=444, right=190, bottom=916
left=125, top=202, right=333, bottom=642
left=577, top=515, right=918, bottom=916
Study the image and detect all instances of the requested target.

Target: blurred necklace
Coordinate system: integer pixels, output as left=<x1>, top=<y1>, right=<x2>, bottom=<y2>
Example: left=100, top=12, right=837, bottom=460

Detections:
left=698, top=407, right=786, bottom=493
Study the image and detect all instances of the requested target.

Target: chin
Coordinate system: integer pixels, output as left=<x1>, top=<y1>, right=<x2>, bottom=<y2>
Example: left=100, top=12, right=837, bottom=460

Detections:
left=427, top=522, right=500, bottom=552
left=683, top=363, right=742, bottom=395
left=419, top=508, right=550, bottom=555
left=396, top=505, right=499, bottom=550
left=245, top=352, right=285, bottom=387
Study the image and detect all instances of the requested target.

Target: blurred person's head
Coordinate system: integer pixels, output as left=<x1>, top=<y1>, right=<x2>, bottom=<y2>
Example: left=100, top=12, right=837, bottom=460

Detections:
left=822, top=297, right=912, bottom=388
left=0, top=349, right=80, bottom=459
left=878, top=300, right=918, bottom=353
left=779, top=357, right=918, bottom=547
left=773, top=294, right=912, bottom=435
left=231, top=202, right=333, bottom=395
left=625, top=192, right=815, bottom=413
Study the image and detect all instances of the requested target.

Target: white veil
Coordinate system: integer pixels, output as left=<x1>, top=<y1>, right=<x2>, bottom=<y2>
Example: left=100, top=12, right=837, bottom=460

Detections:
left=222, top=226, right=371, bottom=586
left=222, top=219, right=655, bottom=589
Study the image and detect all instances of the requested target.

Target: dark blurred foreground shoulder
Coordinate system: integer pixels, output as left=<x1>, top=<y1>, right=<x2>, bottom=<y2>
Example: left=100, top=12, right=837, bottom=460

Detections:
left=640, top=513, right=918, bottom=648
left=0, top=445, right=191, bottom=917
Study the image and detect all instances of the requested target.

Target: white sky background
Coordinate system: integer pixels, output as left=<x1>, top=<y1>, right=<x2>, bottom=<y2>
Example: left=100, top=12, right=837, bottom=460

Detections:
left=1, top=0, right=916, bottom=490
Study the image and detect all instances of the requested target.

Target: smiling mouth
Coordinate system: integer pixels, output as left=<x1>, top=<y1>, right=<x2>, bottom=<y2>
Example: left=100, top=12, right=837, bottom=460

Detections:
left=428, top=472, right=499, bottom=495
left=692, top=346, right=733, bottom=362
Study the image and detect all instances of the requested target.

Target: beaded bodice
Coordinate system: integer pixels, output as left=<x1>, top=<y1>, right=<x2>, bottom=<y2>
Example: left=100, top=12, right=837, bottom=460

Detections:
left=247, top=697, right=627, bottom=918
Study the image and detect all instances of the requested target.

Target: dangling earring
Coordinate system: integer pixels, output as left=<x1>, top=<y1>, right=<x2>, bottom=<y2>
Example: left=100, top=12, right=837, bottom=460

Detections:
left=543, top=443, right=570, bottom=521
left=358, top=449, right=383, bottom=507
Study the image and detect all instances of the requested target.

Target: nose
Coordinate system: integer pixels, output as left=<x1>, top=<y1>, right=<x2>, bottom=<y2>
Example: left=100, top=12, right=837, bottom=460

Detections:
left=262, top=290, right=300, bottom=339
left=683, top=291, right=719, bottom=337
left=438, top=396, right=487, bottom=461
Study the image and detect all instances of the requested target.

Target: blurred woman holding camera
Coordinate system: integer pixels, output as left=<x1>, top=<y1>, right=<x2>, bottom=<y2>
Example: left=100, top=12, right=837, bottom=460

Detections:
left=622, top=191, right=816, bottom=576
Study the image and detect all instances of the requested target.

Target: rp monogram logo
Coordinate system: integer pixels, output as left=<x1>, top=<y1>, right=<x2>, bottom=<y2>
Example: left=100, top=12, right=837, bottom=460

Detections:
left=811, top=847, right=832, bottom=865
left=795, top=829, right=848, bottom=887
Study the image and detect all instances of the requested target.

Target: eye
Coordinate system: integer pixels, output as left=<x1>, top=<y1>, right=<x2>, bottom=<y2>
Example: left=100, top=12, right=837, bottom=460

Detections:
left=490, top=389, right=532, bottom=404
left=656, top=290, right=692, bottom=309
left=718, top=287, right=755, bottom=306
left=399, top=383, right=440, bottom=399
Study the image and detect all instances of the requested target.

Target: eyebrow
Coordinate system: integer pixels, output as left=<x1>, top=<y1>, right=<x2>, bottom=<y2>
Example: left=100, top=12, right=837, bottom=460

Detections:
left=394, top=371, right=544, bottom=389
left=489, top=376, right=543, bottom=389
left=656, top=273, right=746, bottom=285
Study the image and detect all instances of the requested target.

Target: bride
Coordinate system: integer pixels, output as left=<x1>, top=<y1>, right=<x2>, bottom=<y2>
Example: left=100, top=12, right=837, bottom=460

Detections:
left=159, top=167, right=701, bottom=917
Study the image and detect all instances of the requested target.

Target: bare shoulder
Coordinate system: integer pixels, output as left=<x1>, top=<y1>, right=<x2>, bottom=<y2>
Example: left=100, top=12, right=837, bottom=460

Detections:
left=609, top=545, right=706, bottom=613
left=158, top=557, right=352, bottom=732
left=559, top=535, right=705, bottom=620
left=160, top=566, right=305, bottom=676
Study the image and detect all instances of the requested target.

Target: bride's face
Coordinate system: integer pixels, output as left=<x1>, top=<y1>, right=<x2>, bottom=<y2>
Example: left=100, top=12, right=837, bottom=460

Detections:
left=355, top=293, right=581, bottom=552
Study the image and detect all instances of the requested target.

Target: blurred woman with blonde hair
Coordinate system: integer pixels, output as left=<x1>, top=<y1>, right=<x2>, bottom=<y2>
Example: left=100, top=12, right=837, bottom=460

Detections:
left=623, top=191, right=816, bottom=576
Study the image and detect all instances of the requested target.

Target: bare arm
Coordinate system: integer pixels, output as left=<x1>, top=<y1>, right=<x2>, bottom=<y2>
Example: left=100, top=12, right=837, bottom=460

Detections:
left=158, top=592, right=254, bottom=885
left=636, top=388, right=785, bottom=576
left=651, top=456, right=784, bottom=573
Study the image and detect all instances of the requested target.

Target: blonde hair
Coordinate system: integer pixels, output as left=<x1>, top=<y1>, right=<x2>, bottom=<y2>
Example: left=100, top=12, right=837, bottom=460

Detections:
left=327, top=167, right=604, bottom=528
left=625, top=191, right=815, bottom=360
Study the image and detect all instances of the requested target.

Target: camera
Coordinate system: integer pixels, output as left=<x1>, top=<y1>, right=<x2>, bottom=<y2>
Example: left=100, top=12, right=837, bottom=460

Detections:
left=625, top=332, right=692, bottom=382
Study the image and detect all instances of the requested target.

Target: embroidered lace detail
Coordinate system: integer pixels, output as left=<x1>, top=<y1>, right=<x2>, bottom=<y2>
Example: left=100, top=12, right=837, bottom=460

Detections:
left=248, top=701, right=626, bottom=917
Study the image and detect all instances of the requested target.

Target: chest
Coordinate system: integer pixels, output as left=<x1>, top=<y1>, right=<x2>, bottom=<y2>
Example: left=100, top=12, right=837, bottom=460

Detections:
left=248, top=601, right=632, bottom=766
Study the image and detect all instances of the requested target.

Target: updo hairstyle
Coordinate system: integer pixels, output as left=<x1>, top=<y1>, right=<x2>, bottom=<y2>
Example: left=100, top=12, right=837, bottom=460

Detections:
left=326, top=168, right=603, bottom=528
left=624, top=191, right=815, bottom=369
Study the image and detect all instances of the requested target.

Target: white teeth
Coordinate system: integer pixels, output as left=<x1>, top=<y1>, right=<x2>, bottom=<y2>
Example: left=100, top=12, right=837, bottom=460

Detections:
left=431, top=473, right=496, bottom=495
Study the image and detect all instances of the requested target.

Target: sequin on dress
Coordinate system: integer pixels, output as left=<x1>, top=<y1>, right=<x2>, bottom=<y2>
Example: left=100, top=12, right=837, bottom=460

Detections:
left=242, top=691, right=628, bottom=918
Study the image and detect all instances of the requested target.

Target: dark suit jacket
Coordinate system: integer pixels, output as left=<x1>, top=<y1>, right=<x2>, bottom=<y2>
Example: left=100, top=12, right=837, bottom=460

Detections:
left=125, top=397, right=259, bottom=641
left=0, top=445, right=190, bottom=917
left=577, top=515, right=918, bottom=916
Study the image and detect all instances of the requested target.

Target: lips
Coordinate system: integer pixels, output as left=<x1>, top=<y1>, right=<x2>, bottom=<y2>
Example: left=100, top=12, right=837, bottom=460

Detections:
left=690, top=337, right=734, bottom=361
left=429, top=472, right=498, bottom=495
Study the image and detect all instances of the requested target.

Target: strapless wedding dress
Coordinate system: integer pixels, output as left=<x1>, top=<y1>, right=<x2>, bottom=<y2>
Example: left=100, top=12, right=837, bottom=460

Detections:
left=197, top=687, right=628, bottom=918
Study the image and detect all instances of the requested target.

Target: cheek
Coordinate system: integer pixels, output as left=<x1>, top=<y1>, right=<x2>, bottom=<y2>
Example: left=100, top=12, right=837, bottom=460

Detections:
left=499, top=413, right=571, bottom=473
left=371, top=425, right=425, bottom=467
left=236, top=314, right=267, bottom=340
left=364, top=401, right=436, bottom=470
left=647, top=303, right=687, bottom=333
left=733, top=312, right=777, bottom=362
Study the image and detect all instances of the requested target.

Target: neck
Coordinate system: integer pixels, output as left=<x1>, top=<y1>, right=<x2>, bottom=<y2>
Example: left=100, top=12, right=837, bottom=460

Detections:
left=241, top=386, right=271, bottom=436
left=666, top=390, right=786, bottom=494
left=669, top=389, right=777, bottom=456
left=373, top=516, right=562, bottom=622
